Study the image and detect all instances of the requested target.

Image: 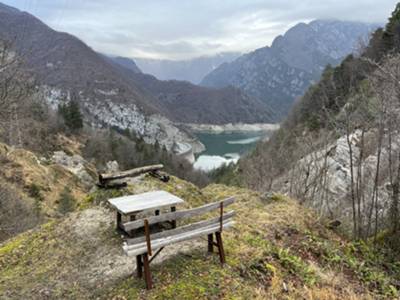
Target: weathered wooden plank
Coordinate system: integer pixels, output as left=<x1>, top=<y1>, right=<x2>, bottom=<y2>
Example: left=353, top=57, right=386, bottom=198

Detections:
left=124, top=219, right=233, bottom=252
left=126, top=211, right=235, bottom=246
left=123, top=197, right=235, bottom=231
left=124, top=221, right=234, bottom=256
left=99, top=164, right=163, bottom=184
left=108, top=191, right=185, bottom=215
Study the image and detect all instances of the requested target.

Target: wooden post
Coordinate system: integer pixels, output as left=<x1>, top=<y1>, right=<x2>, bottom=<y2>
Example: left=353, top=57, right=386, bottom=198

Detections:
left=144, top=219, right=152, bottom=256
left=171, top=206, right=176, bottom=228
left=136, top=255, right=143, bottom=278
left=142, top=253, right=153, bottom=289
left=207, top=234, right=214, bottom=253
left=215, top=232, right=225, bottom=265
left=219, top=202, right=224, bottom=232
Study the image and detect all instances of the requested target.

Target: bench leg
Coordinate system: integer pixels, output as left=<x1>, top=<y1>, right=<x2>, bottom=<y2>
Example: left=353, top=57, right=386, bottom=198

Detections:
left=207, top=234, right=214, bottom=253
left=142, top=253, right=153, bottom=290
left=215, top=232, right=226, bottom=265
left=136, top=255, right=143, bottom=278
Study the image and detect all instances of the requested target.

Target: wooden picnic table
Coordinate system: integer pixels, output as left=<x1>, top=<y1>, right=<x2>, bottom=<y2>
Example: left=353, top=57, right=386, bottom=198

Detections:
left=108, top=191, right=185, bottom=235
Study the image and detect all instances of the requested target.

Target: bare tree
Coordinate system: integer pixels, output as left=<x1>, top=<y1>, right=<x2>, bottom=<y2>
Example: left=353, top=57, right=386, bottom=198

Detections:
left=0, top=39, right=35, bottom=148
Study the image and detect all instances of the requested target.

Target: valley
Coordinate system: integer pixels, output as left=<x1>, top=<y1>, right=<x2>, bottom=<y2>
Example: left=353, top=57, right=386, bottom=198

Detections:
left=1, top=1, right=400, bottom=299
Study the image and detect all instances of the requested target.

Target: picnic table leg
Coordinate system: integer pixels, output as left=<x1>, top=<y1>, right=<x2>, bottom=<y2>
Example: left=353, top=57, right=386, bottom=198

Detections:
left=171, top=206, right=176, bottom=228
left=215, top=232, right=226, bottom=265
left=207, top=234, right=214, bottom=253
left=136, top=255, right=143, bottom=278
left=142, top=253, right=153, bottom=290
left=116, top=212, right=122, bottom=231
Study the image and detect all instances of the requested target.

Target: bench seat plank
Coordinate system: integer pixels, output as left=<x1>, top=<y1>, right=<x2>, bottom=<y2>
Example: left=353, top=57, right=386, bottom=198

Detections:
left=126, top=211, right=235, bottom=246
left=124, top=221, right=234, bottom=257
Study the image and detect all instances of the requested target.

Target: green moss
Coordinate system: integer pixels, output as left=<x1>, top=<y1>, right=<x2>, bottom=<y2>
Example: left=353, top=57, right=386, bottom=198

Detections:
left=269, top=193, right=290, bottom=202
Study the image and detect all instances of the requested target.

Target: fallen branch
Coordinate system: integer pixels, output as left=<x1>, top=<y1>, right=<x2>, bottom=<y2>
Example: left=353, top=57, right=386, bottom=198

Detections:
left=98, top=164, right=164, bottom=186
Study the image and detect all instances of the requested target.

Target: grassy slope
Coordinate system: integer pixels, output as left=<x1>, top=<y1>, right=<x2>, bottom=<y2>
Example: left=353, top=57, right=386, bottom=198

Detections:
left=0, top=140, right=88, bottom=215
left=0, top=175, right=399, bottom=299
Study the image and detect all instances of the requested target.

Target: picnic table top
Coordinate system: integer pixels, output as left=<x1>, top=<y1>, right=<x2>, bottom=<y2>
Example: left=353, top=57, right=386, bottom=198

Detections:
left=108, top=190, right=185, bottom=215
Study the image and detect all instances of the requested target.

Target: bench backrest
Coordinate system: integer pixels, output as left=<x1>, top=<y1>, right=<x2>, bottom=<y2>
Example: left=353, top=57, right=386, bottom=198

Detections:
left=123, top=197, right=235, bottom=257
left=122, top=196, right=235, bottom=232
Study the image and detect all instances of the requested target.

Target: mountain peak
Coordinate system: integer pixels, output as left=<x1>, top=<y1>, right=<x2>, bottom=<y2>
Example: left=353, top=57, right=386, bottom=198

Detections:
left=201, top=20, right=379, bottom=120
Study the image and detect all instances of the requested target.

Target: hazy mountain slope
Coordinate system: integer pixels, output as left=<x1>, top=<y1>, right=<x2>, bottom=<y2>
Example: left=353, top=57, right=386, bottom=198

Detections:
left=108, top=56, right=142, bottom=74
left=0, top=2, right=268, bottom=152
left=0, top=3, right=166, bottom=139
left=104, top=54, right=275, bottom=124
left=201, top=20, right=379, bottom=119
left=135, top=52, right=240, bottom=84
left=122, top=72, right=275, bottom=124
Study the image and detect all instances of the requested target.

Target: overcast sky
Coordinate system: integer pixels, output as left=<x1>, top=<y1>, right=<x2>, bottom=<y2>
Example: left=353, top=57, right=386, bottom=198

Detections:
left=2, top=0, right=398, bottom=60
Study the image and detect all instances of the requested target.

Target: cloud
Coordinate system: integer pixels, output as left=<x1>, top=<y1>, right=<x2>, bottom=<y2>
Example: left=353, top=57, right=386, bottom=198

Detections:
left=2, top=0, right=398, bottom=59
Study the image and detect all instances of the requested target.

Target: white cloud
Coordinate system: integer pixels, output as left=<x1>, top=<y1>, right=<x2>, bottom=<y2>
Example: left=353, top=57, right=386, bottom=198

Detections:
left=2, top=0, right=397, bottom=59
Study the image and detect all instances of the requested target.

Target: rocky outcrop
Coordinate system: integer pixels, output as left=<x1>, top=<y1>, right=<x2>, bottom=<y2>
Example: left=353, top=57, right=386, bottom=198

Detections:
left=279, top=130, right=392, bottom=227
left=51, top=151, right=95, bottom=187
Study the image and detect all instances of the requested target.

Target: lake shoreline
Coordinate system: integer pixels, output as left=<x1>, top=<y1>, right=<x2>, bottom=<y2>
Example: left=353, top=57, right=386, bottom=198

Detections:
left=181, top=123, right=280, bottom=134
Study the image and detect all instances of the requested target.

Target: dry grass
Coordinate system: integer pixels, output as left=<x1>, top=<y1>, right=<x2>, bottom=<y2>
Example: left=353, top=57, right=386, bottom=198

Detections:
left=0, top=175, right=398, bottom=299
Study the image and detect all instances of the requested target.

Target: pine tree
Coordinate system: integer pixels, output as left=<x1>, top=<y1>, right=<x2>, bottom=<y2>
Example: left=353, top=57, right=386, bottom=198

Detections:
left=58, top=101, right=83, bottom=132
left=383, top=3, right=400, bottom=52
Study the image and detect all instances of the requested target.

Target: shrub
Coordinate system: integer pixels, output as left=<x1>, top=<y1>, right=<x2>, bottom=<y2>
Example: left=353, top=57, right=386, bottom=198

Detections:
left=57, top=187, right=76, bottom=215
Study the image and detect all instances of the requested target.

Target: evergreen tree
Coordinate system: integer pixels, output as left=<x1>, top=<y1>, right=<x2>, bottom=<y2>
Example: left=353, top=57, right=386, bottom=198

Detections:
left=58, top=101, right=83, bottom=132
left=383, top=3, right=400, bottom=52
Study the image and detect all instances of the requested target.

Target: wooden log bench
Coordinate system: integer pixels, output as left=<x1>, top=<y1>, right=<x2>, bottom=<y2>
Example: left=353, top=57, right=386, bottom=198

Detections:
left=122, top=197, right=235, bottom=289
left=98, top=164, right=166, bottom=187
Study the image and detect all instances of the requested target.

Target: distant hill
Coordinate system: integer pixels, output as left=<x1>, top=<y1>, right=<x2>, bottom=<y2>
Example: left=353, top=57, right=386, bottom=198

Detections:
left=201, top=20, right=380, bottom=120
left=123, top=72, right=275, bottom=124
left=105, top=57, right=275, bottom=124
left=109, top=56, right=142, bottom=74
left=134, top=52, right=240, bottom=84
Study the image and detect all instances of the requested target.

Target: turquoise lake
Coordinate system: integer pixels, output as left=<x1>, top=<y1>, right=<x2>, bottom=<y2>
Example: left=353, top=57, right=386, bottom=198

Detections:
left=193, top=131, right=269, bottom=171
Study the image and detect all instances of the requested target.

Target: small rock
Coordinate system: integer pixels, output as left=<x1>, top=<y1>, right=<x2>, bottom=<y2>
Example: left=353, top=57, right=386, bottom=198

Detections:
left=106, top=161, right=119, bottom=173
left=328, top=220, right=341, bottom=229
left=282, top=282, right=289, bottom=293
left=261, top=192, right=274, bottom=202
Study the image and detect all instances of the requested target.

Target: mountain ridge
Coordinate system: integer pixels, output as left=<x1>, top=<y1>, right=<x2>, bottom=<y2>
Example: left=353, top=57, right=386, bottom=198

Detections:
left=134, top=52, right=241, bottom=84
left=201, top=19, right=380, bottom=119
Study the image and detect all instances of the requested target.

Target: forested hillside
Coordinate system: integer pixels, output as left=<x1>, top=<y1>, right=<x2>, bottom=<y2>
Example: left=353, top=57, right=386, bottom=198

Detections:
left=231, top=4, right=400, bottom=247
left=202, top=20, right=378, bottom=120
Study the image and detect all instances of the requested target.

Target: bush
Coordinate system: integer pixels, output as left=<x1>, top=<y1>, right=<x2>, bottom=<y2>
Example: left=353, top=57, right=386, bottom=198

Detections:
left=57, top=187, right=76, bottom=215
left=0, top=184, right=40, bottom=241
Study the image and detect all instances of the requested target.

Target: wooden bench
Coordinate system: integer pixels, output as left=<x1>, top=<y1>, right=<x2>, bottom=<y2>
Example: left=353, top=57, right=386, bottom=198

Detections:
left=122, top=197, right=235, bottom=289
